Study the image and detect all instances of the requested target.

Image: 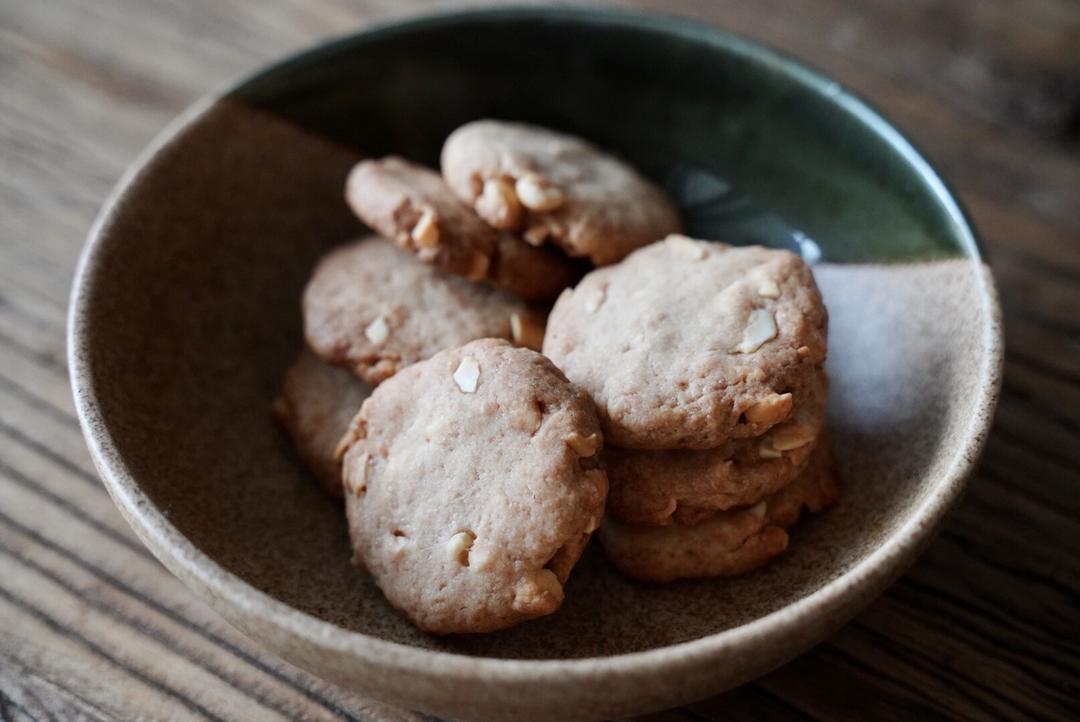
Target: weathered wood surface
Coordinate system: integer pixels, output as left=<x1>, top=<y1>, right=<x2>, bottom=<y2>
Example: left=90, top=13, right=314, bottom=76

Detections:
left=1, top=1, right=1077, bottom=720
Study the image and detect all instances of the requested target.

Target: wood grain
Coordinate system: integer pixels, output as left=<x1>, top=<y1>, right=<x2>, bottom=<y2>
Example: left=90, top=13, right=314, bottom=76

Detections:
left=1, top=1, right=1077, bottom=720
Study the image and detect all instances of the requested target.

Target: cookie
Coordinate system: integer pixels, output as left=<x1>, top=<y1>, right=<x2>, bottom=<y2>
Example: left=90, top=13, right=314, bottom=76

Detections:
left=338, top=339, right=608, bottom=634
left=345, top=156, right=580, bottom=301
left=599, top=440, right=838, bottom=583
left=606, top=372, right=827, bottom=526
left=272, top=349, right=371, bottom=498
left=543, top=235, right=828, bottom=449
left=488, top=233, right=589, bottom=304
left=441, top=119, right=683, bottom=265
left=303, top=236, right=544, bottom=385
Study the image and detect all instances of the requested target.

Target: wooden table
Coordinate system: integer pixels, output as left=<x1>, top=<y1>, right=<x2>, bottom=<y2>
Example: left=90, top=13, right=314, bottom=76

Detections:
left=1, top=1, right=1077, bottom=719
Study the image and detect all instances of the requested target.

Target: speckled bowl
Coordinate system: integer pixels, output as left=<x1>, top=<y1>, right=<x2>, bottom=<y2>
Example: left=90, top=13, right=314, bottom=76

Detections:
left=69, top=7, right=1002, bottom=721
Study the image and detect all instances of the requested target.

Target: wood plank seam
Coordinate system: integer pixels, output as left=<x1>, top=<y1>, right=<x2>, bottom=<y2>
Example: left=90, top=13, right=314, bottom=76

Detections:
left=0, top=583, right=226, bottom=722
left=1000, top=381, right=1080, bottom=434
left=0, top=507, right=372, bottom=722
left=0, top=458, right=157, bottom=563
left=1005, top=355, right=1080, bottom=398
left=883, top=595, right=1074, bottom=712
left=0, top=374, right=83, bottom=432
left=0, top=420, right=102, bottom=492
left=988, top=425, right=1077, bottom=475
left=0, top=540, right=295, bottom=721
left=939, top=528, right=1079, bottom=599
left=975, top=467, right=1076, bottom=523
left=0, top=655, right=119, bottom=722
left=854, top=621, right=1043, bottom=720
left=894, top=578, right=1080, bottom=686
left=808, top=643, right=952, bottom=718
left=0, top=531, right=356, bottom=722
left=0, top=329, right=66, bottom=376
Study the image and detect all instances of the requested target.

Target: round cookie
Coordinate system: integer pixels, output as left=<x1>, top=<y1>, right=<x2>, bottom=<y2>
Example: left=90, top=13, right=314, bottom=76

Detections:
left=441, top=119, right=683, bottom=265
left=272, top=349, right=371, bottom=498
left=347, top=156, right=495, bottom=280
left=606, top=372, right=827, bottom=526
left=303, top=236, right=544, bottom=385
left=346, top=157, right=580, bottom=301
left=338, top=339, right=608, bottom=634
left=599, top=440, right=838, bottom=583
left=543, top=235, right=828, bottom=449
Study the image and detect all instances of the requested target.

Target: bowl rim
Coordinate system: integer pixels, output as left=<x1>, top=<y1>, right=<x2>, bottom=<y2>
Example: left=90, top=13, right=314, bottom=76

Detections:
left=68, top=4, right=1003, bottom=684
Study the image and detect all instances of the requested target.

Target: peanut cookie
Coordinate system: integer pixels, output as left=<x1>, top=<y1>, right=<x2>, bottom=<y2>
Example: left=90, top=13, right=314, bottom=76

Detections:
left=346, top=157, right=580, bottom=301
left=441, top=120, right=683, bottom=265
left=606, top=372, right=827, bottom=526
left=303, top=236, right=543, bottom=385
left=338, top=339, right=608, bottom=634
left=599, top=440, right=838, bottom=583
left=272, top=349, right=371, bottom=498
left=544, top=235, right=828, bottom=449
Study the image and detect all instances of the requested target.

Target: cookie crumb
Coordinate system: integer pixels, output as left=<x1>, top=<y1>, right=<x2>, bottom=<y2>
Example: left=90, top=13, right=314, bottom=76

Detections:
left=453, top=356, right=481, bottom=393
left=364, top=315, right=390, bottom=345
left=510, top=312, right=545, bottom=351
left=411, top=209, right=441, bottom=248
left=390, top=532, right=409, bottom=560
left=467, top=545, right=495, bottom=571
left=446, top=530, right=476, bottom=566
left=757, top=279, right=781, bottom=298
left=512, top=569, right=563, bottom=614
left=732, top=309, right=777, bottom=353
left=564, top=431, right=601, bottom=457
left=584, top=287, right=606, bottom=313
left=759, top=445, right=783, bottom=459
left=344, top=451, right=370, bottom=497
left=334, top=403, right=370, bottom=460
left=515, top=173, right=565, bottom=212
left=745, top=392, right=793, bottom=425
left=476, top=178, right=522, bottom=230
left=523, top=223, right=549, bottom=246
left=771, top=426, right=815, bottom=451
left=465, top=251, right=491, bottom=281
left=666, top=234, right=708, bottom=260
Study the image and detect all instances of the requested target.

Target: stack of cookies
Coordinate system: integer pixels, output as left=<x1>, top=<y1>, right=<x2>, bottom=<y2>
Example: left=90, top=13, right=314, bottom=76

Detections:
left=277, top=120, right=682, bottom=489
left=274, top=120, right=682, bottom=633
left=544, top=235, right=838, bottom=583
left=273, top=119, right=838, bottom=634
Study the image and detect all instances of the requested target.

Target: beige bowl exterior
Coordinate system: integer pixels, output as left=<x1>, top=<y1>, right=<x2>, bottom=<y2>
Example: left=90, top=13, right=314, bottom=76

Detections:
left=69, top=32, right=1002, bottom=722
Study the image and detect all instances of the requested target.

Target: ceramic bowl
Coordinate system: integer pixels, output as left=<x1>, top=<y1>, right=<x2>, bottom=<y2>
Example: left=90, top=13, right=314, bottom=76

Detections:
left=69, top=7, right=1002, bottom=721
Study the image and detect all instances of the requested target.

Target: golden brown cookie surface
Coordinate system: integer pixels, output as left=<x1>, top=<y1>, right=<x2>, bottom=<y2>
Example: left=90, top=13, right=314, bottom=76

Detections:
left=347, top=157, right=580, bottom=300
left=303, top=236, right=532, bottom=385
left=272, top=349, right=371, bottom=497
left=544, top=236, right=828, bottom=449
left=599, top=440, right=838, bottom=583
left=606, top=372, right=828, bottom=525
left=441, top=119, right=682, bottom=265
left=339, top=339, right=608, bottom=634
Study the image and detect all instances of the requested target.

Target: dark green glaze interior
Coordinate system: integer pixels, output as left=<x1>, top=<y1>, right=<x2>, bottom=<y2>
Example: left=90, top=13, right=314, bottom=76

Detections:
left=231, top=6, right=979, bottom=263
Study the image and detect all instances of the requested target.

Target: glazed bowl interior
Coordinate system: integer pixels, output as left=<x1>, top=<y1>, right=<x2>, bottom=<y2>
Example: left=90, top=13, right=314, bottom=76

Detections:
left=71, top=6, right=999, bottom=715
